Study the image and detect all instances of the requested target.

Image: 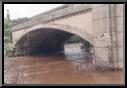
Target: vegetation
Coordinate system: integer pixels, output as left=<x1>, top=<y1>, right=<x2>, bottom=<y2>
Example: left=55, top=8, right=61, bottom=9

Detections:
left=4, top=18, right=14, bottom=56
left=65, top=35, right=93, bottom=51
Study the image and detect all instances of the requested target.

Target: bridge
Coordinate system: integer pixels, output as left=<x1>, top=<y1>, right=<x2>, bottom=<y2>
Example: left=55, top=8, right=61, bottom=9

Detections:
left=10, top=4, right=124, bottom=69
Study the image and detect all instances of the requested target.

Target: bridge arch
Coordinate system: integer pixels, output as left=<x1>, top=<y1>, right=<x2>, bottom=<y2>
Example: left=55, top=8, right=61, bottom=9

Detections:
left=14, top=23, right=94, bottom=55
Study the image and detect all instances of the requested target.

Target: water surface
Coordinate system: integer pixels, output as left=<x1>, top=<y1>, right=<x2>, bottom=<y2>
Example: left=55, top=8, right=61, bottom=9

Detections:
left=4, top=49, right=123, bottom=84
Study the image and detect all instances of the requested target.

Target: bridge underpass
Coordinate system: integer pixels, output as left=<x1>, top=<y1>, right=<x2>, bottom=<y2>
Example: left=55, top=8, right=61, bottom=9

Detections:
left=14, top=28, right=92, bottom=56
left=4, top=4, right=124, bottom=84
left=11, top=4, right=123, bottom=69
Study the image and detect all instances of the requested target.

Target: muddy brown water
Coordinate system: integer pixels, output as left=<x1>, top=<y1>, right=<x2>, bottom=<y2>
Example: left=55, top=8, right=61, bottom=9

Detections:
left=4, top=50, right=123, bottom=84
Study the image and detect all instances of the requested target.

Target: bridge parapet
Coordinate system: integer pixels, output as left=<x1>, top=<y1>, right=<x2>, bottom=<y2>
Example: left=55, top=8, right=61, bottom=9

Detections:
left=11, top=4, right=92, bottom=31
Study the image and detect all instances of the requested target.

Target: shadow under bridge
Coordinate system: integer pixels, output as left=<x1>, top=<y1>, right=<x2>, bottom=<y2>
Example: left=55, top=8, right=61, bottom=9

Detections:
left=15, top=28, right=75, bottom=56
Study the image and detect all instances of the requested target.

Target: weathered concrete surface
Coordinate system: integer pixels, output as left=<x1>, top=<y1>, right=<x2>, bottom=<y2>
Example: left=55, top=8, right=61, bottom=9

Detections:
left=11, top=4, right=124, bottom=69
left=92, top=4, right=124, bottom=68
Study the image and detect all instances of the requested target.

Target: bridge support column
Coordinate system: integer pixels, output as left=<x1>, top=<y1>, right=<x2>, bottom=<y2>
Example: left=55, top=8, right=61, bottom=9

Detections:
left=92, top=4, right=124, bottom=69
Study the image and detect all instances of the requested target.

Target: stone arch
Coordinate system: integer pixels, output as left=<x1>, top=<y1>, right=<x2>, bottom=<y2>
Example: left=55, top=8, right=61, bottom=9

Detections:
left=14, top=23, right=94, bottom=55
left=15, top=23, right=94, bottom=45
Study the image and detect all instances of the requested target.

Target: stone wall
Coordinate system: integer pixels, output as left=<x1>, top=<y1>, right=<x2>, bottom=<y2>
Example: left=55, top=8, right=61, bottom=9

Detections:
left=92, top=4, right=124, bottom=68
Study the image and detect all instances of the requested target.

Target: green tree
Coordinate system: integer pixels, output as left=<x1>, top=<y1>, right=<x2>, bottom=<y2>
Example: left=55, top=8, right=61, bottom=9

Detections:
left=65, top=35, right=93, bottom=51
left=4, top=18, right=14, bottom=56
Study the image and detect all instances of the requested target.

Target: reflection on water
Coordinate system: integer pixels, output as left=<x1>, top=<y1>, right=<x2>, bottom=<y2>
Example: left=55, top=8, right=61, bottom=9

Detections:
left=4, top=49, right=123, bottom=84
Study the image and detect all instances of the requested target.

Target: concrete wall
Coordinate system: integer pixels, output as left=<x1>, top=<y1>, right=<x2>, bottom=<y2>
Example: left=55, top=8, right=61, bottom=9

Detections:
left=53, top=10, right=93, bottom=35
left=114, top=4, right=124, bottom=68
left=92, top=4, right=124, bottom=68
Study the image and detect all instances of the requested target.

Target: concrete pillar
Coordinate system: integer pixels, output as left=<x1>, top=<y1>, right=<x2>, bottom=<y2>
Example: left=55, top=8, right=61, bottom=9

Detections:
left=92, top=4, right=124, bottom=69
left=111, top=4, right=124, bottom=68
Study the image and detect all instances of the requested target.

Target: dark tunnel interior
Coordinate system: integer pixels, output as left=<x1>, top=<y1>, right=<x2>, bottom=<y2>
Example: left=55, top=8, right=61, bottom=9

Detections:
left=15, top=28, right=74, bottom=55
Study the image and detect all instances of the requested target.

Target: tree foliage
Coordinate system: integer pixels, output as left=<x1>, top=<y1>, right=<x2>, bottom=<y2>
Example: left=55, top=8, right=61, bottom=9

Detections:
left=65, top=35, right=93, bottom=50
left=4, top=18, right=14, bottom=56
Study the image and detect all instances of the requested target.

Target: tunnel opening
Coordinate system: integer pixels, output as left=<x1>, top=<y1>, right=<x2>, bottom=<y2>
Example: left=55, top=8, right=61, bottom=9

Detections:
left=14, top=28, right=93, bottom=56
left=12, top=28, right=114, bottom=71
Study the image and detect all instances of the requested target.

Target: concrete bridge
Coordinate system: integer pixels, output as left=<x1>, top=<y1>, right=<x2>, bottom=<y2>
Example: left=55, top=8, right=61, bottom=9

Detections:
left=10, top=4, right=124, bottom=68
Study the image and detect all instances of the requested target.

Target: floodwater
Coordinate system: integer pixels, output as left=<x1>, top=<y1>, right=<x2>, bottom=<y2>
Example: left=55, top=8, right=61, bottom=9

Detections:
left=4, top=47, right=123, bottom=84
